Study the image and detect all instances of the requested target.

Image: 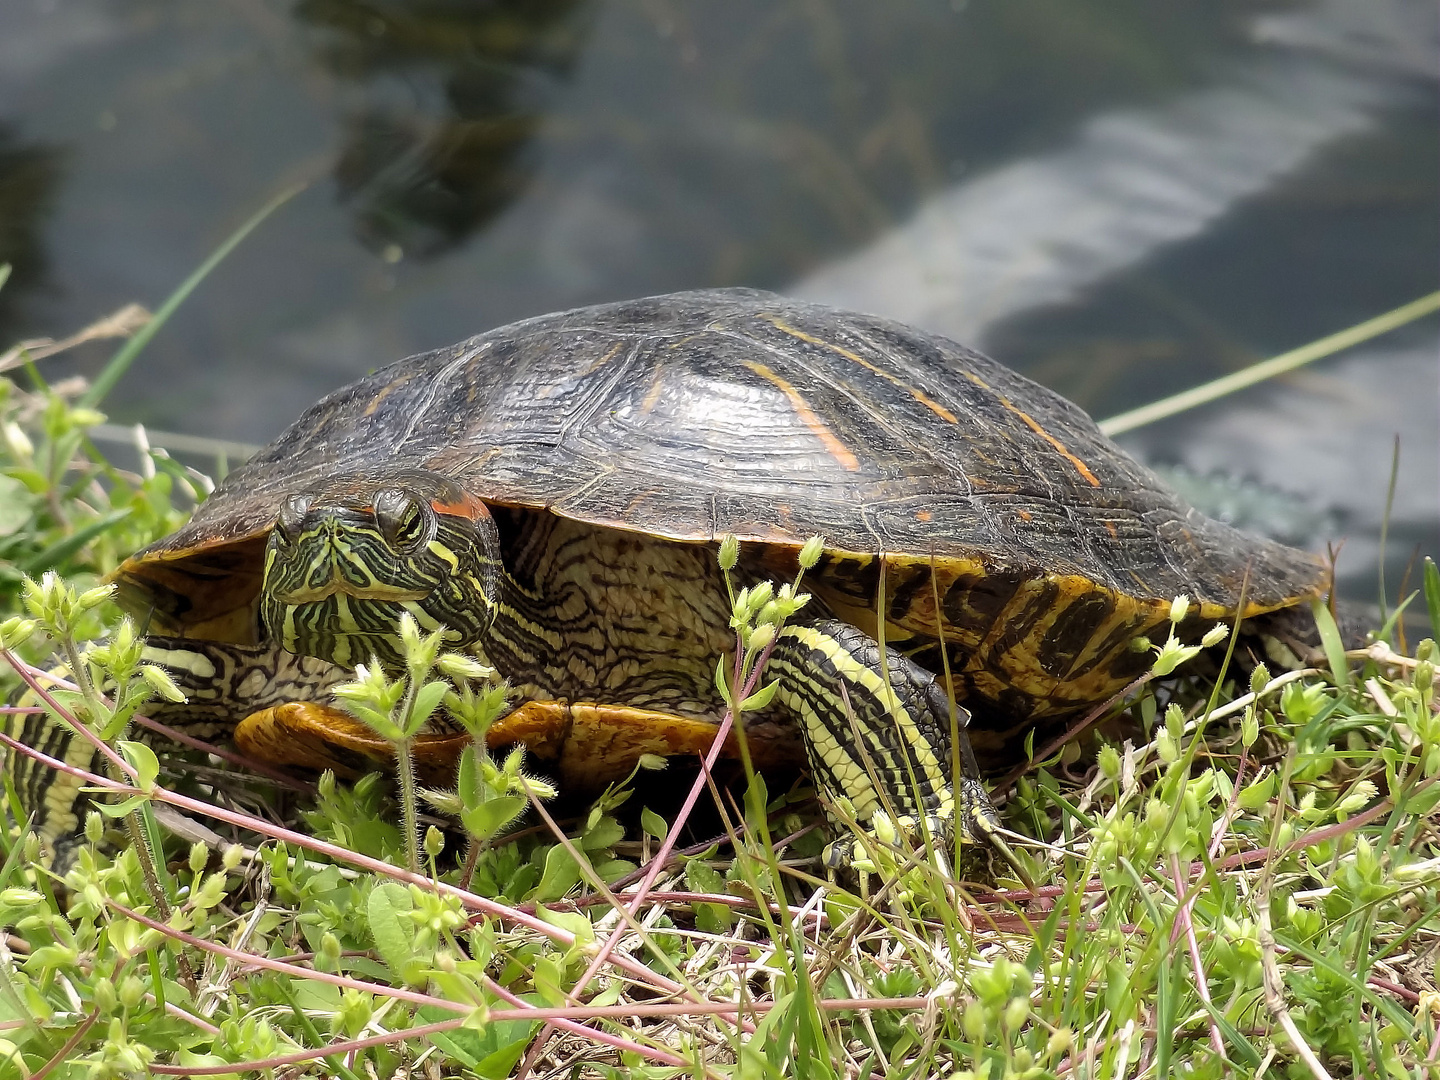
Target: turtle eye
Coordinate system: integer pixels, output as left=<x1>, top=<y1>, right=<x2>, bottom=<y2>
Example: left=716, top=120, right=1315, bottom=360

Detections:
left=276, top=495, right=310, bottom=546
left=374, top=489, right=429, bottom=551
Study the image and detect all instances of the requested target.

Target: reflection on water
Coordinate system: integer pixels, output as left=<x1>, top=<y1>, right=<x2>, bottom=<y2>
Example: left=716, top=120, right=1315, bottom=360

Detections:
left=296, top=0, right=589, bottom=258
left=794, top=0, right=1431, bottom=367
left=0, top=0, right=1434, bottom=593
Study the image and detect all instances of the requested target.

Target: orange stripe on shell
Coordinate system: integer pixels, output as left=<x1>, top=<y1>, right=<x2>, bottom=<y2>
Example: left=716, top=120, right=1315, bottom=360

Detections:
left=741, top=360, right=862, bottom=472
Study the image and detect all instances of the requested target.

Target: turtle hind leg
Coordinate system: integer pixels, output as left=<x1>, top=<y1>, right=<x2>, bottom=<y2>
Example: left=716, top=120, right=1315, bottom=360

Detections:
left=766, top=618, right=998, bottom=869
left=4, top=704, right=103, bottom=871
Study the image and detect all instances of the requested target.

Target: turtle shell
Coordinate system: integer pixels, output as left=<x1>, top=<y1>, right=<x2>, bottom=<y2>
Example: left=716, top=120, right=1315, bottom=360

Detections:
left=115, top=289, right=1325, bottom=678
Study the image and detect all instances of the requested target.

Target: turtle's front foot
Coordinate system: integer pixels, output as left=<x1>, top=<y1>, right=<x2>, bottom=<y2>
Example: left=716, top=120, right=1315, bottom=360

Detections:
left=819, top=773, right=999, bottom=872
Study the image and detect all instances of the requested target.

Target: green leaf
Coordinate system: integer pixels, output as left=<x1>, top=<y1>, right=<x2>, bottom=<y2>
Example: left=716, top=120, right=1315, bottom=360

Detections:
left=739, top=677, right=781, bottom=712
left=684, top=857, right=735, bottom=932
left=407, top=680, right=451, bottom=735
left=685, top=857, right=726, bottom=896
left=580, top=813, right=625, bottom=852
left=461, top=796, right=527, bottom=843
left=92, top=795, right=150, bottom=818
left=118, top=741, right=160, bottom=789
left=367, top=882, right=424, bottom=984
left=349, top=705, right=404, bottom=741
left=1402, top=782, right=1440, bottom=818
left=1236, top=772, right=1276, bottom=811
left=0, top=476, right=37, bottom=538
left=19, top=507, right=133, bottom=575
left=535, top=904, right=595, bottom=947
left=714, top=656, right=735, bottom=708
left=456, top=744, right=481, bottom=804
left=533, top=844, right=582, bottom=902
left=473, top=1029, right=539, bottom=1080
left=1311, top=599, right=1350, bottom=689
left=640, top=806, right=669, bottom=842
left=1425, top=557, right=1440, bottom=641
left=532, top=955, right=567, bottom=1007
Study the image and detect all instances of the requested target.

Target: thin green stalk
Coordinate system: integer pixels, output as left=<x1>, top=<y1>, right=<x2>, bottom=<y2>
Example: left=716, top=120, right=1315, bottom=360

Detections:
left=394, top=734, right=420, bottom=874
left=81, top=183, right=306, bottom=408
left=1099, top=291, right=1440, bottom=436
left=1378, top=436, right=1400, bottom=624
left=55, top=632, right=174, bottom=925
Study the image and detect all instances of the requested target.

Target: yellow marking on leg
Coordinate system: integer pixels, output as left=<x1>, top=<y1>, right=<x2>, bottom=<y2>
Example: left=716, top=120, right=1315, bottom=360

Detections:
left=777, top=624, right=951, bottom=819
left=741, top=361, right=862, bottom=472
left=762, top=316, right=960, bottom=424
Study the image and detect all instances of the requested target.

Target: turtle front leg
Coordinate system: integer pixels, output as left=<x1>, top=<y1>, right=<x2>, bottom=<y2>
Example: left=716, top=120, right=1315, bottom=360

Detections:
left=139, top=638, right=349, bottom=733
left=766, top=619, right=998, bottom=868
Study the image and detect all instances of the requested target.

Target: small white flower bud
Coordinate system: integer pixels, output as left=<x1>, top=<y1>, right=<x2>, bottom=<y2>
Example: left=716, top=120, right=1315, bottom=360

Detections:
left=1200, top=624, right=1229, bottom=648
left=437, top=653, right=496, bottom=682
left=797, top=535, right=825, bottom=569
left=141, top=665, right=188, bottom=703
left=746, top=623, right=776, bottom=653
left=718, top=533, right=740, bottom=571
left=3, top=420, right=33, bottom=461
left=75, top=583, right=115, bottom=612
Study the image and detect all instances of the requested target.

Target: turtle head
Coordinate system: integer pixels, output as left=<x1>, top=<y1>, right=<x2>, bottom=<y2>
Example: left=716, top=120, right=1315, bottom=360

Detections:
left=259, top=470, right=502, bottom=669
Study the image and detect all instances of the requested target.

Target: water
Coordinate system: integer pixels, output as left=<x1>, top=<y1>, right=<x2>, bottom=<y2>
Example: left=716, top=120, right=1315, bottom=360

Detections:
left=1, top=0, right=1435, bottom=598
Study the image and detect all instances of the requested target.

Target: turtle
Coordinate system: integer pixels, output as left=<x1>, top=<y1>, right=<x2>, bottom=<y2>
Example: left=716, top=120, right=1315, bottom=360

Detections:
left=15, top=288, right=1331, bottom=866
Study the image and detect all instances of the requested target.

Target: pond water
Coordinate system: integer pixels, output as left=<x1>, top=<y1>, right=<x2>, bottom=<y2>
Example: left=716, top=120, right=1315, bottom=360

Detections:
left=1, top=0, right=1436, bottom=599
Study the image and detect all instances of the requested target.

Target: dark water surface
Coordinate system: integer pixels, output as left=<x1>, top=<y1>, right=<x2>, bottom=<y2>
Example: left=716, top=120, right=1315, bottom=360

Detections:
left=1, top=0, right=1436, bottom=596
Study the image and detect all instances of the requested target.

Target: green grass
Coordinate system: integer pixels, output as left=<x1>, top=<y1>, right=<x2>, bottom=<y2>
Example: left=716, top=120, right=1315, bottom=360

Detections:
left=1, top=277, right=1438, bottom=1078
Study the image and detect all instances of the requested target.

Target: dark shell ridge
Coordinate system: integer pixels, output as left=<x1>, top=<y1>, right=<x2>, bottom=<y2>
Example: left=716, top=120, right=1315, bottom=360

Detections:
left=135, top=289, right=1324, bottom=611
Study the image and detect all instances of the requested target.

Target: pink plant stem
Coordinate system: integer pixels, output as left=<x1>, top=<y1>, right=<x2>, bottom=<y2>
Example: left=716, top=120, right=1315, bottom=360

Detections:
left=992, top=671, right=1156, bottom=794
left=149, top=993, right=946, bottom=1076
left=1207, top=746, right=1249, bottom=862
left=111, top=899, right=692, bottom=1069
left=30, top=1009, right=98, bottom=1080
left=564, top=638, right=770, bottom=995
left=482, top=974, right=696, bottom=1071
left=517, top=638, right=774, bottom=1074
left=113, top=904, right=691, bottom=1077
left=514, top=696, right=739, bottom=1074
left=146, top=1018, right=470, bottom=1076
left=1, top=647, right=134, bottom=779
left=131, top=711, right=315, bottom=790
left=6, top=650, right=307, bottom=789
left=0, top=731, right=687, bottom=999
left=110, top=900, right=471, bottom=1013
left=1168, top=853, right=1227, bottom=1061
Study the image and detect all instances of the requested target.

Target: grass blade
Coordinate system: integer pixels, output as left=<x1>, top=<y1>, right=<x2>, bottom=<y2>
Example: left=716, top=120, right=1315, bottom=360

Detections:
left=81, top=183, right=306, bottom=408
left=1100, top=291, right=1440, bottom=436
left=18, top=507, right=133, bottom=574
left=1424, top=557, right=1440, bottom=641
left=1311, top=598, right=1351, bottom=690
